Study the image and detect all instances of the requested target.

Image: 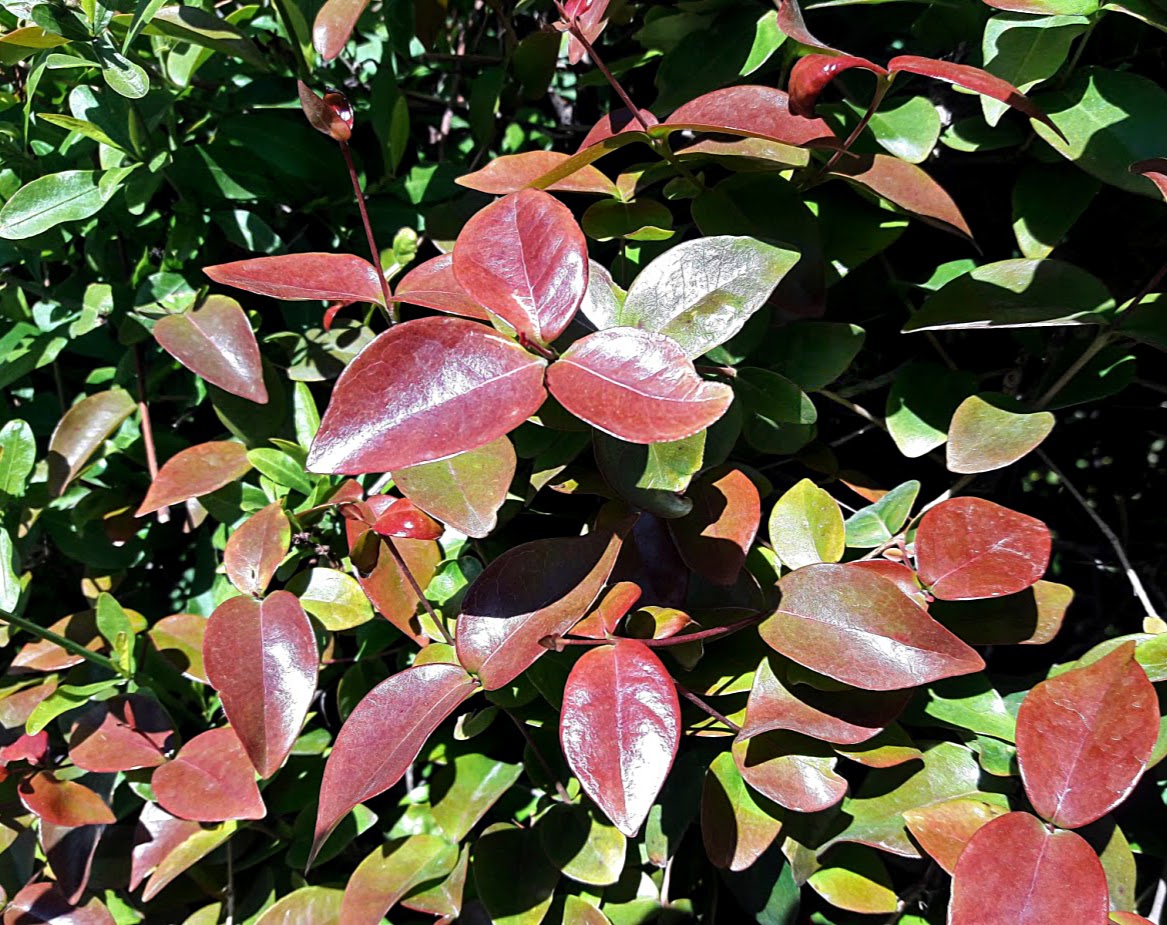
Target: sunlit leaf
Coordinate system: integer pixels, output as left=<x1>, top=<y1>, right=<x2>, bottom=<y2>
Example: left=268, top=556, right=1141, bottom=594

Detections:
left=153, top=296, right=267, bottom=404
left=394, top=437, right=516, bottom=538
left=205, top=253, right=386, bottom=305
left=135, top=441, right=252, bottom=517
left=669, top=468, right=760, bottom=586
left=152, top=727, right=265, bottom=822
left=47, top=389, right=136, bottom=497
left=768, top=478, right=845, bottom=569
left=223, top=501, right=290, bottom=597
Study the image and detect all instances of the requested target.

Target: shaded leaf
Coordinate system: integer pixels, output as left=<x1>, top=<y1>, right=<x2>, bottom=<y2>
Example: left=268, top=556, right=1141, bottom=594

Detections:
left=902, top=796, right=1009, bottom=874
left=47, top=390, right=136, bottom=497
left=538, top=803, right=627, bottom=886
left=830, top=153, right=972, bottom=240
left=474, top=823, right=560, bottom=925
left=431, top=752, right=522, bottom=841
left=68, top=694, right=175, bottom=772
left=886, top=362, right=977, bottom=458
left=806, top=844, right=897, bottom=914
left=340, top=835, right=458, bottom=925
left=669, top=468, right=761, bottom=585
left=3, top=883, right=115, bottom=925
left=931, top=579, right=1072, bottom=645
left=844, top=480, right=920, bottom=548
left=701, top=750, right=784, bottom=870
left=732, top=732, right=847, bottom=813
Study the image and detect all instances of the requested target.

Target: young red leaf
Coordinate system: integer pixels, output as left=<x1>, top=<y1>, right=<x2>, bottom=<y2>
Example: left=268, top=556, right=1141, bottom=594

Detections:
left=5, top=882, right=115, bottom=925
left=204, top=592, right=318, bottom=779
left=849, top=559, right=926, bottom=604
left=668, top=468, right=760, bottom=586
left=902, top=797, right=1009, bottom=874
left=888, top=55, right=1065, bottom=141
left=949, top=812, right=1109, bottom=925
left=664, top=86, right=840, bottom=148
left=129, top=802, right=202, bottom=892
left=390, top=253, right=491, bottom=320
left=1131, top=158, right=1167, bottom=203
left=774, top=0, right=836, bottom=51
left=915, top=497, right=1051, bottom=600
left=135, top=441, right=252, bottom=517
left=153, top=296, right=267, bottom=404
left=560, top=639, right=681, bottom=837
left=18, top=772, right=116, bottom=826
left=829, top=153, right=973, bottom=240
left=68, top=695, right=175, bottom=773
left=0, top=730, right=49, bottom=766
left=572, top=581, right=642, bottom=639
left=452, top=189, right=588, bottom=345
left=546, top=328, right=733, bottom=443
left=298, top=80, right=351, bottom=142
left=12, top=611, right=104, bottom=673
left=151, top=727, right=266, bottom=822
left=307, top=317, right=548, bottom=474
left=456, top=151, right=619, bottom=196
left=579, top=108, right=659, bottom=150
left=1016, top=642, right=1159, bottom=829
left=788, top=54, right=887, bottom=117
left=731, top=733, right=847, bottom=813
left=313, top=664, right=478, bottom=861
left=759, top=563, right=984, bottom=690
left=529, top=112, right=656, bottom=191
left=41, top=818, right=103, bottom=904
left=372, top=498, right=444, bottom=540
left=457, top=528, right=625, bottom=689
left=312, top=0, right=368, bottom=60
left=205, top=253, right=386, bottom=305
left=223, top=501, right=291, bottom=597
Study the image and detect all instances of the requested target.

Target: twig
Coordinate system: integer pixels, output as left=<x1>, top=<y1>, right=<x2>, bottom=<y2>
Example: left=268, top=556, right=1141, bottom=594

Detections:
left=1033, top=329, right=1111, bottom=410
left=134, top=345, right=169, bottom=524
left=819, top=389, right=887, bottom=432
left=0, top=610, right=123, bottom=675
left=507, top=710, right=570, bottom=801
left=382, top=539, right=454, bottom=645
left=1149, top=859, right=1166, bottom=924
left=554, top=614, right=763, bottom=649
left=560, top=11, right=649, bottom=130
left=675, top=684, right=740, bottom=733
left=339, top=142, right=397, bottom=324
left=806, top=77, right=890, bottom=185
left=225, top=838, right=235, bottom=925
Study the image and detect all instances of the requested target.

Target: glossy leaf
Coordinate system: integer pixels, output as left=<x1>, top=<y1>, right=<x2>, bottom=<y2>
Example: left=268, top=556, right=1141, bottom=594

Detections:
left=312, top=0, right=366, bottom=58
left=915, top=497, right=1051, bottom=600
left=886, top=362, right=977, bottom=458
left=152, top=727, right=265, bottom=822
left=547, top=328, right=733, bottom=444
left=307, top=317, right=547, bottom=474
left=538, top=803, right=627, bottom=886
left=340, top=835, right=458, bottom=925
left=669, top=468, right=760, bottom=586
left=807, top=845, right=897, bottom=914
left=313, top=663, right=477, bottom=858
left=68, top=694, right=175, bottom=772
left=4, top=883, right=115, bottom=925
left=372, top=498, right=443, bottom=540
left=287, top=567, right=373, bottom=630
left=946, top=394, right=1055, bottom=473
left=768, top=478, right=845, bottom=569
left=390, top=253, right=490, bottom=320
left=573, top=581, right=642, bottom=639
left=298, top=81, right=351, bottom=143
left=0, top=168, right=129, bottom=240
left=223, top=501, right=290, bottom=597
left=205, top=253, right=386, bottom=305
left=457, top=528, right=624, bottom=689
left=788, top=54, right=887, bottom=117
left=130, top=802, right=201, bottom=892
left=47, top=389, right=136, bottom=497
left=949, top=812, right=1109, bottom=925
left=981, top=14, right=1090, bottom=126
left=701, top=751, right=784, bottom=871
left=148, top=613, right=208, bottom=682
left=153, top=296, right=267, bottom=403
left=593, top=431, right=703, bottom=519
left=457, top=151, right=618, bottom=196
left=254, top=887, right=343, bottom=925
left=902, top=797, right=1010, bottom=874
left=135, top=441, right=251, bottom=517
left=663, top=86, right=839, bottom=147
left=731, top=733, right=847, bottom=813
left=844, top=480, right=920, bottom=548
left=452, top=189, right=588, bottom=345
left=474, top=823, right=560, bottom=925
left=431, top=752, right=522, bottom=841
left=204, top=592, right=317, bottom=778
left=19, top=773, right=116, bottom=826
left=560, top=639, right=681, bottom=837
left=830, top=153, right=972, bottom=240
left=394, top=437, right=516, bottom=538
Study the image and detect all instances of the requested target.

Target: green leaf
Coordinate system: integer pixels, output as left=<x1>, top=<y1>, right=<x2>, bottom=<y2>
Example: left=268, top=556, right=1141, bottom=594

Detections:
left=844, top=480, right=921, bottom=548
left=945, top=394, right=1055, bottom=474
left=247, top=447, right=314, bottom=494
left=981, top=14, right=1090, bottom=126
left=96, top=591, right=135, bottom=675
left=474, top=823, right=560, bottom=925
left=582, top=199, right=674, bottom=242
left=593, top=431, right=704, bottom=519
left=286, top=568, right=374, bottom=630
left=767, top=323, right=865, bottom=392
left=430, top=752, right=522, bottom=842
left=539, top=803, right=627, bottom=886
left=851, top=96, right=942, bottom=164
left=0, top=529, right=20, bottom=614
left=96, top=36, right=149, bottom=98
left=768, top=479, right=845, bottom=570
left=26, top=678, right=122, bottom=734
left=886, top=362, right=977, bottom=458
left=0, top=420, right=36, bottom=502
left=701, top=751, right=784, bottom=871
left=0, top=168, right=130, bottom=239
left=122, top=0, right=169, bottom=50
left=916, top=675, right=1018, bottom=741
left=1012, top=163, right=1100, bottom=258
left=292, top=382, right=321, bottom=450
left=37, top=113, right=123, bottom=150
left=807, top=845, right=898, bottom=914
left=736, top=368, right=817, bottom=455
left=136, top=5, right=267, bottom=69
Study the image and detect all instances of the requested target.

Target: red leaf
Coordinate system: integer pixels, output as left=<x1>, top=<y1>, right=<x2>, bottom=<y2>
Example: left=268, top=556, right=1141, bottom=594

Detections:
left=205, top=253, right=386, bottom=305
left=457, top=528, right=626, bottom=689
left=135, top=441, right=252, bottom=517
left=313, top=664, right=478, bottom=860
left=68, top=695, right=175, bottom=773
left=830, top=153, right=973, bottom=240
left=546, top=328, right=733, bottom=443
left=204, top=593, right=318, bottom=779
left=4, top=883, right=115, bottom=925
left=888, top=55, right=1065, bottom=141
left=0, top=730, right=49, bottom=766
left=457, top=152, right=619, bottom=196
left=572, top=581, right=642, bottom=639
left=452, top=190, right=588, bottom=345
left=668, top=468, right=760, bottom=586
left=664, top=86, right=840, bottom=148
left=390, top=254, right=490, bottom=320
left=788, top=54, right=887, bottom=117
left=948, top=812, right=1109, bottom=925
left=12, top=612, right=104, bottom=673
left=47, top=389, right=136, bottom=497
left=560, top=639, right=681, bottom=836
left=732, top=733, right=847, bottom=812
left=760, top=563, right=984, bottom=690
left=129, top=802, right=202, bottom=892
left=18, top=772, right=115, bottom=827
left=307, top=317, right=548, bottom=474
left=372, top=498, right=444, bottom=540
left=578, top=109, right=658, bottom=150
left=902, top=797, right=1009, bottom=875
left=849, top=559, right=925, bottom=603
left=774, top=0, right=836, bottom=51
left=298, top=80, right=351, bottom=142
left=153, top=296, right=268, bottom=404
left=223, top=501, right=291, bottom=597
left=151, top=727, right=266, bottom=822
left=1131, top=158, right=1167, bottom=203
left=40, top=820, right=103, bottom=905
left=1016, top=642, right=1159, bottom=829
left=915, top=497, right=1051, bottom=601
left=312, top=0, right=368, bottom=60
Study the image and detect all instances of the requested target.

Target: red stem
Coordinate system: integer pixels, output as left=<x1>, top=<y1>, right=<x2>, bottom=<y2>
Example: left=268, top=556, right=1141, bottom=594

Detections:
left=561, top=12, right=649, bottom=131
left=382, top=538, right=454, bottom=645
left=134, top=345, right=168, bottom=524
left=340, top=141, right=397, bottom=323
left=676, top=684, right=741, bottom=733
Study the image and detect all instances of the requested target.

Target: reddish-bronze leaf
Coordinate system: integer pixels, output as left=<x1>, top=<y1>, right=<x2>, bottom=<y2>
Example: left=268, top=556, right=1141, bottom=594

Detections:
left=148, top=613, right=208, bottom=683
left=668, top=468, right=760, bottom=586
left=135, top=441, right=251, bottom=517
left=205, top=253, right=386, bottom=305
left=393, top=437, right=516, bottom=539
left=68, top=695, right=175, bottom=773
left=153, top=296, right=267, bottom=404
left=572, top=581, right=642, bottom=639
left=312, top=0, right=367, bottom=59
left=546, top=328, right=733, bottom=443
left=830, top=153, right=972, bottom=240
left=372, top=498, right=443, bottom=540
left=40, top=819, right=103, bottom=905
left=129, top=802, right=202, bottom=892
left=774, top=0, right=836, bottom=51
left=760, top=563, right=984, bottom=690
left=579, top=109, right=659, bottom=150
left=298, top=80, right=351, bottom=142
left=732, top=733, right=848, bottom=813
left=915, top=497, right=1051, bottom=601
left=313, top=664, right=478, bottom=860
left=1131, top=158, right=1167, bottom=203
left=788, top=54, right=887, bottom=117
left=1016, top=643, right=1159, bottom=829
left=849, top=560, right=925, bottom=603
left=18, top=772, right=115, bottom=827
left=204, top=592, right=318, bottom=779
left=902, top=797, right=1009, bottom=874
left=0, top=730, right=49, bottom=767
left=457, top=528, right=625, bottom=689
left=390, top=253, right=490, bottom=320
left=457, top=151, right=619, bottom=196
left=151, top=727, right=265, bottom=822
left=888, top=55, right=1065, bottom=141
left=528, top=113, right=655, bottom=190
left=223, top=502, right=291, bottom=597
left=948, top=812, right=1108, bottom=925
left=4, top=882, right=115, bottom=925
left=560, top=639, right=681, bottom=837
left=664, top=86, right=840, bottom=148
left=11, top=611, right=104, bottom=672
left=453, top=189, right=588, bottom=345
left=307, top=317, right=547, bottom=474
left=1111, top=914, right=1156, bottom=925
left=47, top=389, right=136, bottom=497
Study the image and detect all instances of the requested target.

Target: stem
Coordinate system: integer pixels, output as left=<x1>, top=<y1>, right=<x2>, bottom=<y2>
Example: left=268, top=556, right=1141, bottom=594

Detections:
left=339, top=142, right=397, bottom=324
left=651, top=137, right=705, bottom=191
left=1033, top=330, right=1110, bottom=410
left=382, top=538, right=454, bottom=645
left=562, top=14, right=649, bottom=130
left=0, top=610, right=122, bottom=675
left=507, top=709, right=570, bottom=801
left=134, top=345, right=168, bottom=524
left=819, top=389, right=887, bottom=432
left=557, top=614, right=763, bottom=648
left=808, top=77, right=890, bottom=184
left=676, top=683, right=741, bottom=733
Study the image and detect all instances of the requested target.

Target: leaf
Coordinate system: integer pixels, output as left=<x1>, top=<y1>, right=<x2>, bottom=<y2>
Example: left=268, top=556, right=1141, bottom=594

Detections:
left=946, top=394, right=1055, bottom=474
left=255, top=887, right=343, bottom=925
left=431, top=752, right=522, bottom=841
left=663, top=85, right=839, bottom=147
left=829, top=154, right=972, bottom=240
left=919, top=675, right=1017, bottom=741
left=153, top=296, right=268, bottom=403
left=148, top=613, right=208, bottom=683
left=286, top=567, right=374, bottom=631
left=1132, top=158, right=1167, bottom=203
left=735, top=368, right=817, bottom=454
left=807, top=845, right=897, bottom=914
left=152, top=727, right=265, bottom=822
left=788, top=54, right=887, bottom=117
left=932, top=579, right=1072, bottom=646
left=203, top=592, right=317, bottom=779
left=759, top=563, right=984, bottom=690
left=223, top=501, right=291, bottom=596
left=594, top=431, right=703, bottom=519
left=538, top=803, right=627, bottom=886
left=560, top=639, right=681, bottom=837
left=341, top=835, right=459, bottom=925
left=885, top=362, right=977, bottom=458
left=19, top=772, right=116, bottom=826
left=701, top=751, right=784, bottom=870
left=904, top=258, right=1113, bottom=331
left=47, top=389, right=136, bottom=496
left=130, top=802, right=202, bottom=892
left=390, top=253, right=490, bottom=320
left=298, top=80, right=352, bottom=143
left=205, top=253, right=386, bottom=305
left=582, top=199, right=674, bottom=243
left=136, top=441, right=252, bottom=516
left=394, top=437, right=516, bottom=538
left=574, top=582, right=643, bottom=639
left=731, top=732, right=847, bottom=812
left=312, top=0, right=368, bottom=60
left=844, top=480, right=920, bottom=548
left=546, top=328, right=733, bottom=443
left=457, top=528, right=624, bottom=689
left=307, top=317, right=548, bottom=474
left=768, top=478, right=845, bottom=569
left=0, top=419, right=35, bottom=501
left=97, top=40, right=149, bottom=98
left=144, top=6, right=266, bottom=67
left=903, top=797, right=1010, bottom=874
left=474, top=824, right=560, bottom=925
left=0, top=169, right=127, bottom=240
left=668, top=468, right=760, bottom=585
left=313, top=664, right=477, bottom=858
left=247, top=448, right=313, bottom=494
left=4, top=883, right=116, bottom=925
left=915, top=497, right=1051, bottom=600
left=980, top=14, right=1090, bottom=126
left=123, top=0, right=170, bottom=50
left=615, top=236, right=798, bottom=358
left=948, top=812, right=1109, bottom=925
left=68, top=694, right=175, bottom=772
left=1016, top=642, right=1159, bottom=829
left=767, top=322, right=865, bottom=391
left=457, top=151, right=619, bottom=196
